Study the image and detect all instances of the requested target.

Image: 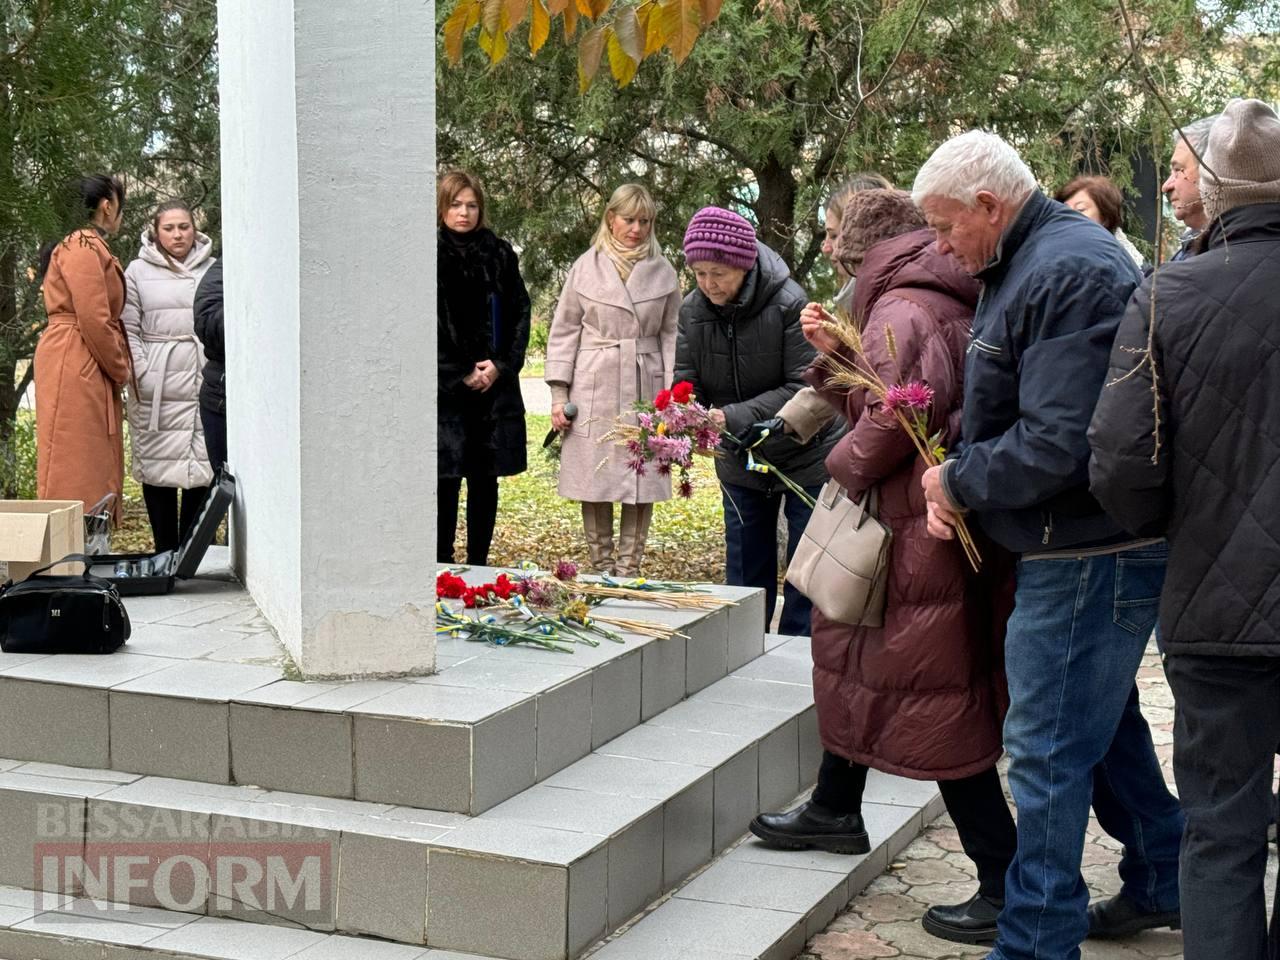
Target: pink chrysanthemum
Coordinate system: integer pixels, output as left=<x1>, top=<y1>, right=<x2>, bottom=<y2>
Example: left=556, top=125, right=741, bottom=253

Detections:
left=553, top=560, right=578, bottom=582
left=883, top=381, right=934, bottom=413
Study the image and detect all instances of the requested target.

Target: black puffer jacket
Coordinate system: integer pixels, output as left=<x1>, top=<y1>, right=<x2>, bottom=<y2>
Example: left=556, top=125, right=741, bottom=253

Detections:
left=437, top=226, right=531, bottom=479
left=674, top=241, right=841, bottom=491
left=193, top=258, right=224, bottom=413
left=1089, top=202, right=1280, bottom=657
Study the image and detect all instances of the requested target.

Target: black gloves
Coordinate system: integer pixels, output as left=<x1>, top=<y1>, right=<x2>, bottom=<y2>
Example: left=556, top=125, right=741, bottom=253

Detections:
left=730, top=417, right=789, bottom=458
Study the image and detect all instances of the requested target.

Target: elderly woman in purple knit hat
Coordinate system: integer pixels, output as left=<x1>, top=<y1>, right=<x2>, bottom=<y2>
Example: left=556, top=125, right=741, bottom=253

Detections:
left=673, top=207, right=841, bottom=635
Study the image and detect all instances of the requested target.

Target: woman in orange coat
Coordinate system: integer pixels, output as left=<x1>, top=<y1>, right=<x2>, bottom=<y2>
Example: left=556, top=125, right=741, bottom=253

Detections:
left=35, top=175, right=133, bottom=526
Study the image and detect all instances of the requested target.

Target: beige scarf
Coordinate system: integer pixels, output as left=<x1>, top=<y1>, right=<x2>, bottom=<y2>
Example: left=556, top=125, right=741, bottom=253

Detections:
left=597, top=232, right=650, bottom=282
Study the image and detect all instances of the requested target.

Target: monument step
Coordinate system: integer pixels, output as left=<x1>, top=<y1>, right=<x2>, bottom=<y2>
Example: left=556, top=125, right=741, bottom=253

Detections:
left=0, top=638, right=848, bottom=959
left=0, top=567, right=765, bottom=815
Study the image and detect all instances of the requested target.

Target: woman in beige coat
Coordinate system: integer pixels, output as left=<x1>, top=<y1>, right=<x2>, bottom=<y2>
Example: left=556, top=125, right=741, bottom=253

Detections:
left=546, top=184, right=681, bottom=575
left=123, top=201, right=216, bottom=552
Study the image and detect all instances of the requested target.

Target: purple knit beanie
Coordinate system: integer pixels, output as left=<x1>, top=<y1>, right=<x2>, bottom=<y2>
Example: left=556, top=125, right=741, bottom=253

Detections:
left=682, top=207, right=758, bottom=271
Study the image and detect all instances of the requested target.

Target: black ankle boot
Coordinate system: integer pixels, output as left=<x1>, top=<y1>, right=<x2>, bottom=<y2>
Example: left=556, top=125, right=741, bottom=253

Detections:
left=922, top=892, right=1002, bottom=944
left=1087, top=894, right=1180, bottom=939
left=749, top=801, right=870, bottom=855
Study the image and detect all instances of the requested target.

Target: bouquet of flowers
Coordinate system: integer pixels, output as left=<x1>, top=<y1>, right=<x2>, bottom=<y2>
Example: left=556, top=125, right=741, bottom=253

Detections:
left=818, top=309, right=982, bottom=572
left=602, top=380, right=815, bottom=506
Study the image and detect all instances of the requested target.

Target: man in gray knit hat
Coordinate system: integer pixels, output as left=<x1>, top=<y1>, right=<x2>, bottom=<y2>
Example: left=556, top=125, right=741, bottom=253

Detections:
left=1089, top=97, right=1280, bottom=960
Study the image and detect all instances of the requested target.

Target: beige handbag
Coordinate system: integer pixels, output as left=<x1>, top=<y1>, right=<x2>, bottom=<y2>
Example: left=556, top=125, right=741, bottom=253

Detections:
left=785, top=479, right=892, bottom=628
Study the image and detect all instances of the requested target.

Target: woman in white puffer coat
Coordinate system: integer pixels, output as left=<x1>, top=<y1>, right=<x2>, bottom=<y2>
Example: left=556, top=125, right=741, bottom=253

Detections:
left=123, top=201, right=216, bottom=552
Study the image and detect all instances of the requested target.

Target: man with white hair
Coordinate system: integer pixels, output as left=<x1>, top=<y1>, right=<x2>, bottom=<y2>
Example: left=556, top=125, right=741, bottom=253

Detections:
left=1089, top=98, right=1280, bottom=960
left=1162, top=114, right=1217, bottom=260
left=915, top=131, right=1185, bottom=958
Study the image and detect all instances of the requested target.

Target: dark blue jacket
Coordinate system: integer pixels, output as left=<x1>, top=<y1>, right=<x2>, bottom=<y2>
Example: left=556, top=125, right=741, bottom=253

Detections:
left=941, top=191, right=1141, bottom=553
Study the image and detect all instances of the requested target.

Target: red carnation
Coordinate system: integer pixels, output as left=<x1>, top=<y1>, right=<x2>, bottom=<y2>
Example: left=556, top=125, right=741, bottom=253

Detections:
left=654, top=389, right=672, bottom=411
left=671, top=381, right=694, bottom=404
left=492, top=574, right=517, bottom=599
left=436, top=571, right=468, bottom=600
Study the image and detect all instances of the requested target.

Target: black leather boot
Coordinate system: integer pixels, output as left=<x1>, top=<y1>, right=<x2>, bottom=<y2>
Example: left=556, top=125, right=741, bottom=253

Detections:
left=749, top=801, right=870, bottom=855
left=921, top=892, right=1002, bottom=944
left=1087, top=894, right=1180, bottom=939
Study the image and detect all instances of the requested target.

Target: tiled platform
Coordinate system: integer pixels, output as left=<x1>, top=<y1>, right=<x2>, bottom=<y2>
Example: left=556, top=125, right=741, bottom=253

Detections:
left=0, top=555, right=947, bottom=960
left=0, top=558, right=763, bottom=814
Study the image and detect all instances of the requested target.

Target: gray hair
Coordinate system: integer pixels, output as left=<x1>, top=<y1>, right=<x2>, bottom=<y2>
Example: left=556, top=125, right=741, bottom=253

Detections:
left=1174, top=114, right=1219, bottom=154
left=911, top=130, right=1038, bottom=208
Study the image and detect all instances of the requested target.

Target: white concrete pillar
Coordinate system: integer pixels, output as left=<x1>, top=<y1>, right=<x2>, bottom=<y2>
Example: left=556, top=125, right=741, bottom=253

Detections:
left=217, top=0, right=435, bottom=677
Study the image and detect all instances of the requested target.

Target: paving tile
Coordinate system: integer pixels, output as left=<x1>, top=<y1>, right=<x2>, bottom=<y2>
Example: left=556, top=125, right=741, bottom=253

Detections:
left=123, top=623, right=248, bottom=661
left=1, top=653, right=179, bottom=689
left=99, top=777, right=264, bottom=809
left=567, top=844, right=608, bottom=957
left=10, top=763, right=138, bottom=786
left=0, top=652, right=52, bottom=673
left=124, top=596, right=228, bottom=626
left=291, top=934, right=432, bottom=959
left=728, top=838, right=877, bottom=874
left=419, top=657, right=583, bottom=693
left=145, top=913, right=329, bottom=958
left=352, top=717, right=470, bottom=812
left=480, top=783, right=652, bottom=837
left=758, top=718, right=800, bottom=811
left=693, top=675, right=813, bottom=713
left=112, top=661, right=281, bottom=701
left=109, top=693, right=231, bottom=784
left=471, top=701, right=536, bottom=813
left=766, top=635, right=812, bottom=660
left=607, top=807, right=664, bottom=929
left=595, top=722, right=752, bottom=768
left=543, top=753, right=706, bottom=802
left=352, top=683, right=526, bottom=724
left=713, top=746, right=759, bottom=855
left=797, top=706, right=822, bottom=788
left=296, top=680, right=413, bottom=713
left=203, top=633, right=286, bottom=665
left=685, top=607, right=729, bottom=695
left=335, top=832, right=427, bottom=943
left=232, top=680, right=343, bottom=708
left=663, top=775, right=714, bottom=889
left=534, top=675, right=592, bottom=781
left=639, top=634, right=687, bottom=721
left=590, top=650, right=641, bottom=749
left=647, top=697, right=793, bottom=741
left=153, top=602, right=259, bottom=629
left=0, top=678, right=109, bottom=768
left=0, top=787, right=85, bottom=892
left=727, top=591, right=767, bottom=672
left=206, top=814, right=337, bottom=931
left=732, top=652, right=813, bottom=686
left=589, top=897, right=802, bottom=959
left=0, top=770, right=116, bottom=799
left=862, top=799, right=924, bottom=853
left=863, top=769, right=942, bottom=809
left=13, top=898, right=191, bottom=946
left=229, top=704, right=352, bottom=798
left=676, top=856, right=845, bottom=913
left=84, top=798, right=212, bottom=913
left=426, top=850, right=566, bottom=960
left=435, top=818, right=601, bottom=867
left=376, top=807, right=470, bottom=831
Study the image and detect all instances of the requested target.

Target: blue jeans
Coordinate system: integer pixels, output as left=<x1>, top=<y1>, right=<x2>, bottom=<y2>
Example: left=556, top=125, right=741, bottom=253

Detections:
left=721, top=481, right=818, bottom=637
left=990, top=544, right=1184, bottom=960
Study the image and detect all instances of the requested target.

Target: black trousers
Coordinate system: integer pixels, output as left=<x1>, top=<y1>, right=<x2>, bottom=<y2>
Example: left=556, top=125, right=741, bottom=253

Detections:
left=142, top=483, right=210, bottom=553
left=812, top=750, right=1017, bottom=900
left=437, top=475, right=499, bottom=565
left=200, top=402, right=227, bottom=477
left=1165, top=654, right=1280, bottom=960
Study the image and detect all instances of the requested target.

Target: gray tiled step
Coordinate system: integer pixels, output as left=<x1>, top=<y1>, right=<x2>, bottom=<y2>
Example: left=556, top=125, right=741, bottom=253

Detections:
left=0, top=568, right=765, bottom=815
left=0, top=888, right=485, bottom=959
left=585, top=785, right=947, bottom=960
left=0, top=641, right=826, bottom=960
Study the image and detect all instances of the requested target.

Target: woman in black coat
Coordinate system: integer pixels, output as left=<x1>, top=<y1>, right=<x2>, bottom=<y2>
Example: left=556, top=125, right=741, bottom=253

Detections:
left=437, top=171, right=531, bottom=565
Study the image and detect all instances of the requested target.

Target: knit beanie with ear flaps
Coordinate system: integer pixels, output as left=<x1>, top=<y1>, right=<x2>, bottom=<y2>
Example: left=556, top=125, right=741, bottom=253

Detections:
left=835, top=189, right=927, bottom=271
left=682, top=207, right=758, bottom=272
left=1200, top=98, right=1280, bottom=222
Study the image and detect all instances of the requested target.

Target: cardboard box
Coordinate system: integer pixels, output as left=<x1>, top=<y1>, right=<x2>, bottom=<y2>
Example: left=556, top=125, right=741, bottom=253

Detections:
left=0, top=500, right=85, bottom=582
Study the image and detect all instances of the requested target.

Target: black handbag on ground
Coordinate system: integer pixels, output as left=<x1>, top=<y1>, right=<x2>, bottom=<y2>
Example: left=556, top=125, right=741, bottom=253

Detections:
left=0, top=553, right=130, bottom=654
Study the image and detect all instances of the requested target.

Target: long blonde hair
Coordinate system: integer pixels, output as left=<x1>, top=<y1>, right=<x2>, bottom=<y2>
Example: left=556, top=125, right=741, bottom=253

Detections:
left=593, top=183, right=662, bottom=260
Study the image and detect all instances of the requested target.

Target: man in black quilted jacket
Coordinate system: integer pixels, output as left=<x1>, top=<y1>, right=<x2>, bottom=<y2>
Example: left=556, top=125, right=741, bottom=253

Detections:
left=1089, top=98, right=1280, bottom=960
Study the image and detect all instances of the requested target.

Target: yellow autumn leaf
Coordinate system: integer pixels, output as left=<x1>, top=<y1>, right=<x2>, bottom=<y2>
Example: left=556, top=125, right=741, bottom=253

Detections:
left=575, top=0, right=593, bottom=16
left=503, top=0, right=528, bottom=30
left=699, top=0, right=722, bottom=24
left=442, top=0, right=477, bottom=64
left=639, top=1, right=665, bottom=56
left=563, top=3, right=579, bottom=38
left=529, top=0, right=550, bottom=54
left=481, top=0, right=503, bottom=35
left=589, top=0, right=613, bottom=18
left=612, top=4, right=642, bottom=61
left=577, top=24, right=606, bottom=91
left=660, top=0, right=700, bottom=64
left=606, top=28, right=639, bottom=86
left=545, top=0, right=569, bottom=10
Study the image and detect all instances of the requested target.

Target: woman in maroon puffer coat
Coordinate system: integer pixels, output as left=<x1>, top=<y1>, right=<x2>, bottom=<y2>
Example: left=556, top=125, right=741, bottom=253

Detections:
left=749, top=190, right=1016, bottom=947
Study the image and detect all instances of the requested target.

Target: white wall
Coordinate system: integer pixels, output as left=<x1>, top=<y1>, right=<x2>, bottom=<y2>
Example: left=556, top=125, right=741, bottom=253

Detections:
left=218, top=0, right=435, bottom=677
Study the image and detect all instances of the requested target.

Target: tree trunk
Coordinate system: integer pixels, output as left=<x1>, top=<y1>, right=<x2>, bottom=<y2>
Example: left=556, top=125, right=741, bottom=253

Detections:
left=754, top=152, right=799, bottom=273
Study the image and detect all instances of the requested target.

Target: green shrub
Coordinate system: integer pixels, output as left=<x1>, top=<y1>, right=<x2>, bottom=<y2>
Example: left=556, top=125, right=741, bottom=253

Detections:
left=0, top=409, right=38, bottom=499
